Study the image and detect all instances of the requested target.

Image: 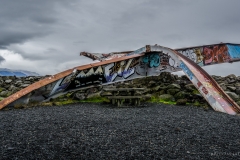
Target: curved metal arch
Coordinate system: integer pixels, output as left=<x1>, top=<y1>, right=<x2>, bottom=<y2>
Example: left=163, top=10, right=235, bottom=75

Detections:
left=0, top=45, right=239, bottom=115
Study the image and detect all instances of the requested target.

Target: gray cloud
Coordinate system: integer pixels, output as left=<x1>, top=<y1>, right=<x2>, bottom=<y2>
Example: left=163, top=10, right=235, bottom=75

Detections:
left=0, top=0, right=240, bottom=75
left=0, top=0, right=59, bottom=48
left=0, top=55, right=5, bottom=64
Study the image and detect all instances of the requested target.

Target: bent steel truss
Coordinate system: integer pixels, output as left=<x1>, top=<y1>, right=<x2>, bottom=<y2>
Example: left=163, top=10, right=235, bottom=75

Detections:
left=0, top=44, right=240, bottom=115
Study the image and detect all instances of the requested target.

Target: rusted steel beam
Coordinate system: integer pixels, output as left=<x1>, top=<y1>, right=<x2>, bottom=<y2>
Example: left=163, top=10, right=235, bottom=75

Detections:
left=175, top=51, right=240, bottom=114
left=0, top=44, right=239, bottom=115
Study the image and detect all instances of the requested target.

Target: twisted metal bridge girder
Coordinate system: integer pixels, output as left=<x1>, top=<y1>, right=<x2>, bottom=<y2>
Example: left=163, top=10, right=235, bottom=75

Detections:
left=0, top=44, right=239, bottom=115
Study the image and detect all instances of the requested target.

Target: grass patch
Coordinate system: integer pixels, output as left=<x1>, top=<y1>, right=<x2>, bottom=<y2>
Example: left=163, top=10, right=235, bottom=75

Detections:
left=147, top=96, right=176, bottom=105
left=79, top=96, right=109, bottom=103
left=48, top=96, right=110, bottom=106
left=192, top=101, right=201, bottom=106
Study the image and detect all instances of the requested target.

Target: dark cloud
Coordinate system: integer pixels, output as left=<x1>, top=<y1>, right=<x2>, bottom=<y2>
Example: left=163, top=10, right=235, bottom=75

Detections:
left=0, top=55, right=5, bottom=64
left=0, top=0, right=240, bottom=75
left=0, top=0, right=61, bottom=47
left=0, top=31, right=42, bottom=48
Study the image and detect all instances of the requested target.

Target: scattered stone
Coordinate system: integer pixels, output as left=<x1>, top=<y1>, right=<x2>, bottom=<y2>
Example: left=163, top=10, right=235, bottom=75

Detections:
left=0, top=91, right=11, bottom=97
left=152, top=86, right=161, bottom=92
left=159, top=94, right=174, bottom=101
left=235, top=83, right=240, bottom=87
left=236, top=88, right=240, bottom=95
left=225, top=91, right=239, bottom=101
left=167, top=89, right=180, bottom=95
left=1, top=72, right=240, bottom=109
left=227, top=86, right=236, bottom=91
left=20, top=84, right=30, bottom=88
left=15, top=80, right=23, bottom=87
left=5, top=79, right=12, bottom=84
left=24, top=81, right=31, bottom=84
left=185, top=84, right=196, bottom=91
left=176, top=99, right=187, bottom=105
left=73, top=92, right=85, bottom=100
left=167, top=84, right=181, bottom=89
left=174, top=91, right=187, bottom=100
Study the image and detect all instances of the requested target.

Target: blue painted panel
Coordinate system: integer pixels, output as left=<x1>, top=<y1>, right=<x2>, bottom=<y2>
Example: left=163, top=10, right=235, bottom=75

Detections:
left=227, top=44, right=240, bottom=59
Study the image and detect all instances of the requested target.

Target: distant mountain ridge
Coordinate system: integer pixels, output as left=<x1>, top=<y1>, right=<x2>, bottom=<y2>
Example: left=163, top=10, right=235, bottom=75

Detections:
left=0, top=68, right=40, bottom=77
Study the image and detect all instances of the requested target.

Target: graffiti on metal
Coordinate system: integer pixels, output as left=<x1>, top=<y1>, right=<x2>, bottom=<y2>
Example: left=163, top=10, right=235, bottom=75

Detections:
left=0, top=44, right=240, bottom=115
left=179, top=62, right=194, bottom=80
left=177, top=44, right=240, bottom=66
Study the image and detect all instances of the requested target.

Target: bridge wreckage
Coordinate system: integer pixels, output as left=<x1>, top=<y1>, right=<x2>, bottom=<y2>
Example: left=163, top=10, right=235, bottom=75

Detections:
left=0, top=43, right=240, bottom=115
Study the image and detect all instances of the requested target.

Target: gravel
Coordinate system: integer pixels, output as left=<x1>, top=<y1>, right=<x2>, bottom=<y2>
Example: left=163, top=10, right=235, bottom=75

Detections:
left=1, top=103, right=240, bottom=159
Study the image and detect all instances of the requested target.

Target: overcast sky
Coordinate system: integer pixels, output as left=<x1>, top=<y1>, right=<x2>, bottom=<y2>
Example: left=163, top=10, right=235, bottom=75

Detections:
left=0, top=0, right=240, bottom=76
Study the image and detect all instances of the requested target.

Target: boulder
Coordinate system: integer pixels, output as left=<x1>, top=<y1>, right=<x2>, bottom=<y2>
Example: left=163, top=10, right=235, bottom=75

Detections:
left=235, top=83, right=240, bottom=87
left=142, top=88, right=151, bottom=94
left=148, top=80, right=156, bottom=87
left=225, top=91, right=239, bottom=101
left=235, top=88, right=240, bottom=95
left=219, top=83, right=227, bottom=91
left=176, top=99, right=187, bottom=105
left=73, top=92, right=85, bottom=100
left=151, top=86, right=161, bottom=92
left=8, top=85, right=16, bottom=91
left=15, top=80, right=23, bottom=87
left=0, top=91, right=12, bottom=97
left=27, top=77, right=35, bottom=81
left=227, top=86, right=236, bottom=91
left=20, top=84, right=30, bottom=88
left=158, top=90, right=166, bottom=95
left=100, top=91, right=112, bottom=96
left=159, top=94, right=174, bottom=101
left=5, top=79, right=12, bottom=84
left=174, top=91, right=187, bottom=100
left=185, top=84, right=196, bottom=91
left=180, top=75, right=189, bottom=80
left=0, top=87, right=4, bottom=92
left=227, top=79, right=236, bottom=84
left=24, top=81, right=31, bottom=84
left=86, top=92, right=101, bottom=99
left=167, top=89, right=180, bottom=95
left=167, top=84, right=181, bottom=89
left=226, top=74, right=236, bottom=79
left=3, top=84, right=10, bottom=90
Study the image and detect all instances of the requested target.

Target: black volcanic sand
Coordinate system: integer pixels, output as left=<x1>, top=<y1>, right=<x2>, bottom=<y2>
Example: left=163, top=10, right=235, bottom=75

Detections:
left=1, top=103, right=240, bottom=159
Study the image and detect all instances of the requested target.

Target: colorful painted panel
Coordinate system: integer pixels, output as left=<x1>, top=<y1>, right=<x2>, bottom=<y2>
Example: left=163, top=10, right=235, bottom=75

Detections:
left=177, top=44, right=240, bottom=66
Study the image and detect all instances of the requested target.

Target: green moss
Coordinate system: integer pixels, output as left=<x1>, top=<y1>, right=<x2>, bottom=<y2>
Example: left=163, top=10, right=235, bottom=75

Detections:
left=54, top=99, right=78, bottom=106
left=52, top=96, right=109, bottom=106
left=192, top=89, right=200, bottom=94
left=193, top=101, right=201, bottom=106
left=79, top=96, right=109, bottom=103
left=0, top=97, right=4, bottom=101
left=147, top=95, right=176, bottom=105
left=0, top=88, right=3, bottom=92
left=6, top=92, right=13, bottom=97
